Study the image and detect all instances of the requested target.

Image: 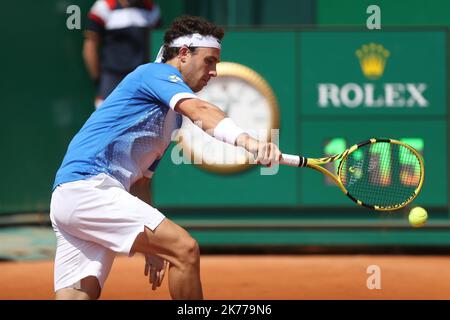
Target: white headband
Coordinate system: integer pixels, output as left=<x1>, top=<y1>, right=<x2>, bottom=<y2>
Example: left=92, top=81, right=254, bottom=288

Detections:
left=155, top=33, right=221, bottom=63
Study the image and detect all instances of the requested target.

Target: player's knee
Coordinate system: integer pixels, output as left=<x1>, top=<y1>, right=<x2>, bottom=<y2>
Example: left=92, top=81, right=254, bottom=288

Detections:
left=177, top=236, right=200, bottom=268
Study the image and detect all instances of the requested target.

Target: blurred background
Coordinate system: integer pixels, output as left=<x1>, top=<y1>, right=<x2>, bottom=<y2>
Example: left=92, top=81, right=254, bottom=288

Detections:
left=0, top=0, right=449, bottom=262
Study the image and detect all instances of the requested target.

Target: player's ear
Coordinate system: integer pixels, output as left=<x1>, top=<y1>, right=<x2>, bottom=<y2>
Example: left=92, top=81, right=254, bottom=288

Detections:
left=178, top=46, right=190, bottom=62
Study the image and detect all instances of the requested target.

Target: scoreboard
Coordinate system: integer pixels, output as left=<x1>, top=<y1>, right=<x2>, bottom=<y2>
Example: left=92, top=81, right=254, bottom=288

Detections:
left=298, top=30, right=447, bottom=208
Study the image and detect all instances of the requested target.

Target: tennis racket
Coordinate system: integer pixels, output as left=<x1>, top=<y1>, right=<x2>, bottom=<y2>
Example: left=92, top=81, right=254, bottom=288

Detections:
left=280, top=138, right=424, bottom=211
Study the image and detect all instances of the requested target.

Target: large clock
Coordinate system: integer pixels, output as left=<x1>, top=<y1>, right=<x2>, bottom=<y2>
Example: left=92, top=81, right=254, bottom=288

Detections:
left=179, top=62, right=280, bottom=174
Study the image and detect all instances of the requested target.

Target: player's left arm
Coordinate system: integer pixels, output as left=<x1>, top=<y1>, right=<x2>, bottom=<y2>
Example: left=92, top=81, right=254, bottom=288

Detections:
left=129, top=177, right=168, bottom=290
left=129, top=176, right=152, bottom=205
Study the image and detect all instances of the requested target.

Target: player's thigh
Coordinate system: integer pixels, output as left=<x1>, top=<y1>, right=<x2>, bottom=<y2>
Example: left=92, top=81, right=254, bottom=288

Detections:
left=55, top=276, right=100, bottom=300
left=131, top=218, right=198, bottom=262
left=55, top=288, right=90, bottom=300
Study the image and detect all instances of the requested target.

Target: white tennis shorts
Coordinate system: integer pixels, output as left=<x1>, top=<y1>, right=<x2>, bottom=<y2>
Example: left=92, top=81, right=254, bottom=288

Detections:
left=50, top=173, right=166, bottom=291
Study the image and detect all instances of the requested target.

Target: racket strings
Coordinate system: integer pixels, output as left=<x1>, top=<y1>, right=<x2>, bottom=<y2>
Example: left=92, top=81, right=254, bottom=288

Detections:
left=340, top=142, right=422, bottom=208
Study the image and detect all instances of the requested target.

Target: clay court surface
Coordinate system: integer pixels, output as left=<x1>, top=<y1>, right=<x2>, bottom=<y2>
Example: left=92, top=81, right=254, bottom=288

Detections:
left=1, top=254, right=450, bottom=300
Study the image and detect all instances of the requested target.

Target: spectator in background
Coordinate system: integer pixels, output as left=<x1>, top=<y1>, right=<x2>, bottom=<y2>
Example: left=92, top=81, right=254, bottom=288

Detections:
left=83, top=0, right=162, bottom=108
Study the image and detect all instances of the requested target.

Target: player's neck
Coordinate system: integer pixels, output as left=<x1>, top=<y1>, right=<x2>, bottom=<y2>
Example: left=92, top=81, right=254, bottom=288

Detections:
left=165, top=59, right=182, bottom=73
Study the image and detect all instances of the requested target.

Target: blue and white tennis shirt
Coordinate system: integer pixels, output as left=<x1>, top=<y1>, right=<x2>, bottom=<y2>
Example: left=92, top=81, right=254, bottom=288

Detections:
left=53, top=63, right=196, bottom=191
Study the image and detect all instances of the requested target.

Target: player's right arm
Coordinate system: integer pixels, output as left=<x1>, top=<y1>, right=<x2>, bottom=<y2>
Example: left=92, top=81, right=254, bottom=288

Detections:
left=175, top=98, right=281, bottom=165
left=140, top=64, right=281, bottom=164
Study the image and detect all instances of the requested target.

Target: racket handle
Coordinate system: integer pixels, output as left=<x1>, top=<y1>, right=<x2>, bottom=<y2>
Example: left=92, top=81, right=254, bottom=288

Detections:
left=280, top=154, right=307, bottom=167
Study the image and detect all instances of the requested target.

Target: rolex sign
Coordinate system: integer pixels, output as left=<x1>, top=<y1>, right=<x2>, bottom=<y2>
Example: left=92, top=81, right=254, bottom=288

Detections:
left=299, top=32, right=446, bottom=116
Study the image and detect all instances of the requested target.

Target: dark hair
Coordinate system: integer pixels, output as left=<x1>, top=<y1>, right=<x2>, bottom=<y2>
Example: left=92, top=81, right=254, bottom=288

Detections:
left=161, top=16, right=224, bottom=63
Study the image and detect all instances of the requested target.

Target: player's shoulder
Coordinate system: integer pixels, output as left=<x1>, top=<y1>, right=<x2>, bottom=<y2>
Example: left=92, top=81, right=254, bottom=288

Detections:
left=141, top=63, right=184, bottom=82
left=146, top=62, right=178, bottom=72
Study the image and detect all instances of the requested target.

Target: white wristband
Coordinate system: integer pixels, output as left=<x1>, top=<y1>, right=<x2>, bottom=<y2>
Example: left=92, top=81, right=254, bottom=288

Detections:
left=213, top=118, right=247, bottom=146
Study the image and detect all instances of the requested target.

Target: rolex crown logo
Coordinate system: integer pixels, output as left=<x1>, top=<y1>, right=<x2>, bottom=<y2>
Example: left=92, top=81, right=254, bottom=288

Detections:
left=355, top=43, right=390, bottom=80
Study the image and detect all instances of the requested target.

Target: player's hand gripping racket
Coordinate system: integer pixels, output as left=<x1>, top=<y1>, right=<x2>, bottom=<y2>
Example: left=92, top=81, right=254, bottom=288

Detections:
left=280, top=138, right=424, bottom=211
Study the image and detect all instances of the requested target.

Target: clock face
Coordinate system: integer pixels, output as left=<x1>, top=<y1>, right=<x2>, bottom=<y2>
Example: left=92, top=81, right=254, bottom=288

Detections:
left=198, top=77, right=273, bottom=130
left=179, top=62, right=279, bottom=174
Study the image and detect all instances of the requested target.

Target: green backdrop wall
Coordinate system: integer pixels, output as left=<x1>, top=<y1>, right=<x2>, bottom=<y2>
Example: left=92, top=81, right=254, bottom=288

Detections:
left=1, top=0, right=448, bottom=213
left=317, top=0, right=450, bottom=27
left=1, top=1, right=449, bottom=249
left=0, top=0, right=185, bottom=213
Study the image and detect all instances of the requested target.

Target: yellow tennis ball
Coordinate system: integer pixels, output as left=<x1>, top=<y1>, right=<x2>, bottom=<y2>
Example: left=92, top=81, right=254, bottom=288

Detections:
left=408, top=207, right=428, bottom=228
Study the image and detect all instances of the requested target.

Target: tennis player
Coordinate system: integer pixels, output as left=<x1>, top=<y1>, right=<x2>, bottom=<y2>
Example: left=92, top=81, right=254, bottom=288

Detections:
left=50, top=15, right=282, bottom=300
